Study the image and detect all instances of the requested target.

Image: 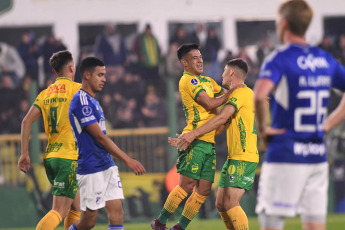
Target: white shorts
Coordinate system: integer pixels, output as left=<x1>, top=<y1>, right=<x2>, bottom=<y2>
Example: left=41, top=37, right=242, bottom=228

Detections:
left=255, top=162, right=328, bottom=217
left=77, top=166, right=124, bottom=211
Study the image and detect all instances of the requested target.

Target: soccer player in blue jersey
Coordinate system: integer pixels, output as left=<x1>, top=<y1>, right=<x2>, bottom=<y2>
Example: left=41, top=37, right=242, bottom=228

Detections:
left=68, top=57, right=146, bottom=230
left=254, top=1, right=345, bottom=230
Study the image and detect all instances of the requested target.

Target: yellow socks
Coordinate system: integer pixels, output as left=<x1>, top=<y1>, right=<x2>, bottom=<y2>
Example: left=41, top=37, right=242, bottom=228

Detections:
left=219, top=211, right=234, bottom=230
left=158, top=185, right=188, bottom=224
left=64, top=209, right=81, bottom=230
left=179, top=191, right=207, bottom=229
left=36, top=210, right=62, bottom=230
left=227, top=206, right=248, bottom=230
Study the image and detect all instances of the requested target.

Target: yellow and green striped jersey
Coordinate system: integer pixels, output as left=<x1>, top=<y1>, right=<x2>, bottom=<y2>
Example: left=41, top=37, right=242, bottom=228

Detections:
left=33, top=77, right=81, bottom=160
left=225, top=86, right=259, bottom=163
left=179, top=72, right=223, bottom=144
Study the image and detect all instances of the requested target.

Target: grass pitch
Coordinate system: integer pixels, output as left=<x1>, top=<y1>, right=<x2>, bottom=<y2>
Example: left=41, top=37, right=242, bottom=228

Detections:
left=1, top=213, right=344, bottom=230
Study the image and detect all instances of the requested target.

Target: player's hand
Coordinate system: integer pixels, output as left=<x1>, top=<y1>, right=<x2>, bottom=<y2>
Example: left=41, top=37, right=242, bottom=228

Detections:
left=126, top=159, right=146, bottom=176
left=176, top=131, right=197, bottom=151
left=18, top=154, right=31, bottom=173
left=168, top=134, right=180, bottom=148
left=259, top=126, right=286, bottom=147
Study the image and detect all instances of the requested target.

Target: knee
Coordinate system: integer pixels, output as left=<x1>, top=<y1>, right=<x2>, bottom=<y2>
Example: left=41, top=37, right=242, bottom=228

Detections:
left=215, top=199, right=226, bottom=212
left=180, top=184, right=194, bottom=194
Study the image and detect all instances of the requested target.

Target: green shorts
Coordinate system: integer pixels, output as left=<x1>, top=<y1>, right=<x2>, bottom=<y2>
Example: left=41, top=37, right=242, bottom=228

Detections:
left=218, top=159, right=257, bottom=190
left=176, top=139, right=216, bottom=182
left=44, top=158, right=78, bottom=199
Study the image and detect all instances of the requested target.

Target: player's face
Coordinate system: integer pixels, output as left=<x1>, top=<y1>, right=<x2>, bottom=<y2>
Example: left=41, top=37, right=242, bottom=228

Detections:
left=222, top=65, right=233, bottom=88
left=89, top=66, right=106, bottom=93
left=183, top=49, right=203, bottom=76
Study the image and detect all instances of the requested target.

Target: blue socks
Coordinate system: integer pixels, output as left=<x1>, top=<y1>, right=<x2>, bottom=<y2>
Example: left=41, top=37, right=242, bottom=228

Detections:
left=68, top=224, right=78, bottom=230
left=108, top=225, right=124, bottom=230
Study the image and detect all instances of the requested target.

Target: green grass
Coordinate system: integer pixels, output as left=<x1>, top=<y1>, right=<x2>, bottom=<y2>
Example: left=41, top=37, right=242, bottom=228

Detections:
left=2, top=213, right=345, bottom=230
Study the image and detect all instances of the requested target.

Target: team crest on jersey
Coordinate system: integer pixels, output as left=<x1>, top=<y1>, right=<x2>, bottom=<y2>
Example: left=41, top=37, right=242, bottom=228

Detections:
left=82, top=106, right=92, bottom=116
left=192, top=163, right=199, bottom=173
left=191, top=78, right=198, bottom=85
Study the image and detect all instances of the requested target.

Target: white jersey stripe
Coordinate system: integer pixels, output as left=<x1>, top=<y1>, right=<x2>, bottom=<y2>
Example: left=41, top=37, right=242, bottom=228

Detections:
left=80, top=91, right=88, bottom=105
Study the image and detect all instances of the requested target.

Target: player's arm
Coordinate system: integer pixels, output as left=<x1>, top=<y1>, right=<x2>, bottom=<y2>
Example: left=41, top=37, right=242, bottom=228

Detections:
left=324, top=92, right=345, bottom=133
left=177, top=104, right=236, bottom=150
left=215, top=122, right=230, bottom=136
left=18, top=106, right=41, bottom=173
left=254, top=78, right=285, bottom=145
left=85, top=123, right=146, bottom=175
left=196, top=89, right=231, bottom=110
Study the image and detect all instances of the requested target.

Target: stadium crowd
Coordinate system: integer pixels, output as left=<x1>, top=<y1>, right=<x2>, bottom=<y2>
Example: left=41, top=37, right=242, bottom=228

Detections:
left=1, top=23, right=345, bottom=134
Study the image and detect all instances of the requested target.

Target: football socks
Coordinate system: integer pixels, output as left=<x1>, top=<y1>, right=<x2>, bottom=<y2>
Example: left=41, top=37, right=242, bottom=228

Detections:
left=158, top=185, right=188, bottom=224
left=36, top=210, right=62, bottom=230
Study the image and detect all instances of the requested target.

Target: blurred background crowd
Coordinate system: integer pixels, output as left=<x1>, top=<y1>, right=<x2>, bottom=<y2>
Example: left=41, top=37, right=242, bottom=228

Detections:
left=2, top=21, right=345, bottom=135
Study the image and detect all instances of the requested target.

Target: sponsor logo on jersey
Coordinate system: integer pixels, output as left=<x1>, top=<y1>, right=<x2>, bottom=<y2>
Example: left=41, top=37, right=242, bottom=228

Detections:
left=96, top=197, right=101, bottom=204
left=229, top=175, right=235, bottom=182
left=53, top=181, right=65, bottom=189
left=191, top=78, right=198, bottom=85
left=82, top=106, right=92, bottom=116
left=297, top=54, right=329, bottom=72
left=47, top=84, right=66, bottom=95
left=45, top=142, right=63, bottom=153
left=228, top=165, right=236, bottom=174
left=293, top=142, right=326, bottom=157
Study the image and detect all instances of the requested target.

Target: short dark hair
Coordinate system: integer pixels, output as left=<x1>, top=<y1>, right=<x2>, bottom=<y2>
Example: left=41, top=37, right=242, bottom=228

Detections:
left=49, top=50, right=73, bottom=75
left=177, top=43, right=200, bottom=61
left=226, top=58, right=248, bottom=75
left=79, top=57, right=105, bottom=78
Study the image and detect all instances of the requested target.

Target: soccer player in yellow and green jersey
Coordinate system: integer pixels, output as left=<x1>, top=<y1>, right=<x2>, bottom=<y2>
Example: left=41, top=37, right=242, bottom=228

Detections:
left=152, top=43, right=232, bottom=230
left=34, top=76, right=81, bottom=160
left=179, top=71, right=223, bottom=144
left=176, top=58, right=258, bottom=230
left=18, top=50, right=81, bottom=230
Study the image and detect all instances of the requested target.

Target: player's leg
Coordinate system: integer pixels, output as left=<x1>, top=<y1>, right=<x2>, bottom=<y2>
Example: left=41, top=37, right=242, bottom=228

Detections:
left=174, top=179, right=211, bottom=229
left=37, top=158, right=77, bottom=230
left=173, top=140, right=215, bottom=229
left=64, top=190, right=81, bottom=230
left=258, top=213, right=285, bottom=230
left=152, top=142, right=201, bottom=229
left=222, top=159, right=257, bottom=230
left=224, top=187, right=247, bottom=230
left=105, top=199, right=124, bottom=230
left=299, top=162, right=328, bottom=230
left=256, top=163, right=311, bottom=230
left=216, top=187, right=234, bottom=230
left=104, top=166, right=125, bottom=230
left=152, top=174, right=193, bottom=229
left=69, top=208, right=99, bottom=230
left=64, top=160, right=81, bottom=229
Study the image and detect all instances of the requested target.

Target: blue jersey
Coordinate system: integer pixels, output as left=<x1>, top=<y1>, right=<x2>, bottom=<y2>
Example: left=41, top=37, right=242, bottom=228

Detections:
left=259, top=43, right=345, bottom=164
left=69, top=89, right=115, bottom=174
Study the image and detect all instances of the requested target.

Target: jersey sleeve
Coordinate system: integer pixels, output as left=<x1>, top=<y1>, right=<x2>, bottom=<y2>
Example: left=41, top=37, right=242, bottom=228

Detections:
left=181, top=76, right=205, bottom=101
left=258, top=51, right=283, bottom=85
left=32, top=91, right=44, bottom=113
left=71, top=93, right=98, bottom=128
left=224, top=88, right=246, bottom=114
left=211, top=78, right=223, bottom=96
